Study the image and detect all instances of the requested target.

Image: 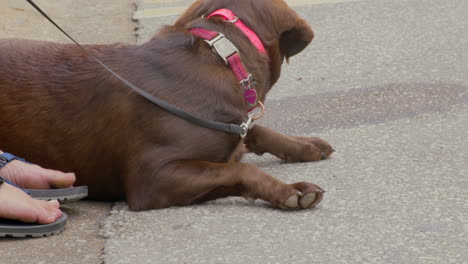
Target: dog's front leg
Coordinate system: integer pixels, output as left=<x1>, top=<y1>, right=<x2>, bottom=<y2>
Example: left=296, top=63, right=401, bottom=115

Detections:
left=125, top=161, right=324, bottom=211
left=245, top=124, right=334, bottom=162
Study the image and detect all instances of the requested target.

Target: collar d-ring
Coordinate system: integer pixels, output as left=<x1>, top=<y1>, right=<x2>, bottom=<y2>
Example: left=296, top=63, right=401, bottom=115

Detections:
left=253, top=101, right=265, bottom=120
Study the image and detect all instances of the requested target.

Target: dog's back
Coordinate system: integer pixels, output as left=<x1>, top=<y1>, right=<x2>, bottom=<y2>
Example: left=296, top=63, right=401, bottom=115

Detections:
left=0, top=39, right=133, bottom=199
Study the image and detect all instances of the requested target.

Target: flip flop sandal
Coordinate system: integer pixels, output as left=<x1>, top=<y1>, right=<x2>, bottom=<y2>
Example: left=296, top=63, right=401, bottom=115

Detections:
left=26, top=186, right=88, bottom=203
left=0, top=213, right=67, bottom=238
left=0, top=152, right=88, bottom=203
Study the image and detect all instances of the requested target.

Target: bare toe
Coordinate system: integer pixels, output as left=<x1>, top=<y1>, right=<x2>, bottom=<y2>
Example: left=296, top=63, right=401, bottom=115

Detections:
left=43, top=171, right=76, bottom=189
left=0, top=183, right=63, bottom=224
left=35, top=200, right=62, bottom=224
left=0, top=160, right=75, bottom=189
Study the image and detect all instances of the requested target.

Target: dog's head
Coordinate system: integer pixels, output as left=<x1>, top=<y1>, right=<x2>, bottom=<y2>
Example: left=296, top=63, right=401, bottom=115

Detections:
left=175, top=0, right=314, bottom=85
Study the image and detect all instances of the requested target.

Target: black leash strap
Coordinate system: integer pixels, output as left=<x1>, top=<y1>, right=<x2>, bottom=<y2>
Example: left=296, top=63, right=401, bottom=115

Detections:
left=26, top=0, right=246, bottom=136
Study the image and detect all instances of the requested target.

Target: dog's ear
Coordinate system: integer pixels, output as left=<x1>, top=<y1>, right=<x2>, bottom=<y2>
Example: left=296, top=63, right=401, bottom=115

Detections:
left=279, top=18, right=314, bottom=62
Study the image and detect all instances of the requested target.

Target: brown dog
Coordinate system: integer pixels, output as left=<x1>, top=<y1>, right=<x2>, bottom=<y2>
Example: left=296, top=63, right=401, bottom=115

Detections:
left=0, top=0, right=333, bottom=211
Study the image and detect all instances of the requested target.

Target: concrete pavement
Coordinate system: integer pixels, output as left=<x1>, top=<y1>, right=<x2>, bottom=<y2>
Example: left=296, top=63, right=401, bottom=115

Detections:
left=102, top=104, right=468, bottom=264
left=0, top=0, right=136, bottom=44
left=1, top=0, right=467, bottom=263
left=104, top=0, right=468, bottom=263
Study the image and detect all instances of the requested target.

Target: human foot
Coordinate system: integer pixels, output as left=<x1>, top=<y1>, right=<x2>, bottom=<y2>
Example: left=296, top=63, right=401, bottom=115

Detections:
left=0, top=151, right=75, bottom=189
left=0, top=182, right=62, bottom=224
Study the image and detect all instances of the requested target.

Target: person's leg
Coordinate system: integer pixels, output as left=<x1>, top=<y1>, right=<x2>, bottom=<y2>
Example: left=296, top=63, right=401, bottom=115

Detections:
left=0, top=182, right=62, bottom=224
left=0, top=150, right=75, bottom=189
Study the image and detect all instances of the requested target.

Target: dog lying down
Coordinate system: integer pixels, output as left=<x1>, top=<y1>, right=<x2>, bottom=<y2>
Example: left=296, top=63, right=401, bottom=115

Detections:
left=0, top=0, right=334, bottom=211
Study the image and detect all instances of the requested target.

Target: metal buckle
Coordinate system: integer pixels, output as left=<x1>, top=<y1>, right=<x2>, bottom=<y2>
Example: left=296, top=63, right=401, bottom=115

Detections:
left=0, top=156, right=8, bottom=168
left=201, top=14, right=239, bottom=23
left=240, top=74, right=254, bottom=89
left=239, top=101, right=265, bottom=137
left=226, top=16, right=239, bottom=23
left=240, top=112, right=255, bottom=138
left=204, top=33, right=239, bottom=65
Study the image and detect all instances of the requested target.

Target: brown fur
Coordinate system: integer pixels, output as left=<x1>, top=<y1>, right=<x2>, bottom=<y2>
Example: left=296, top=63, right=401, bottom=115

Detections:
left=0, top=0, right=333, bottom=211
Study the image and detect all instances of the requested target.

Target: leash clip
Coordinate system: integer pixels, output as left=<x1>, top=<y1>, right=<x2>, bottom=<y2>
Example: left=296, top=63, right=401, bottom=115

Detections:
left=239, top=101, right=265, bottom=138
left=240, top=112, right=255, bottom=138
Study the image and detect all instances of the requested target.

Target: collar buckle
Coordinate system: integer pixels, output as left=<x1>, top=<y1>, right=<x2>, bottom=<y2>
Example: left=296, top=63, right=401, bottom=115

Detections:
left=204, top=33, right=239, bottom=65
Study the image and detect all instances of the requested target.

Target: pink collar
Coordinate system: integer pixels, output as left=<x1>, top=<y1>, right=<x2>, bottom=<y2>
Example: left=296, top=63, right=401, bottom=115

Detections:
left=189, top=9, right=266, bottom=112
left=207, top=9, right=266, bottom=54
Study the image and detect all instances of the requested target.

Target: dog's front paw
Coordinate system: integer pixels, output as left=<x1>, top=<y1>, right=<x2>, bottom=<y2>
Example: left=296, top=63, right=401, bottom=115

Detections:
left=278, top=136, right=334, bottom=162
left=278, top=182, right=325, bottom=210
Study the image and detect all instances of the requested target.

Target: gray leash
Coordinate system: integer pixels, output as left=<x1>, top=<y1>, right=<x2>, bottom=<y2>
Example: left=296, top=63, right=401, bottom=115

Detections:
left=26, top=0, right=253, bottom=137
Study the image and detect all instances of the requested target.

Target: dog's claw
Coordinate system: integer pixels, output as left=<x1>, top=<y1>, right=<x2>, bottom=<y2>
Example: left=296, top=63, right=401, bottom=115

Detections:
left=321, top=151, right=327, bottom=160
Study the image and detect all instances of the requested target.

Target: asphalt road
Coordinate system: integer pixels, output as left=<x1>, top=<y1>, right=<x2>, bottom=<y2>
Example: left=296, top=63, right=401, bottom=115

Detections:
left=2, top=0, right=468, bottom=263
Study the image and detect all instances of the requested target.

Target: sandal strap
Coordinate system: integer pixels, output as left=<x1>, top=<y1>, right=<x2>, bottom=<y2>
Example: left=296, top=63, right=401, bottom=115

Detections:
left=0, top=153, right=26, bottom=169
left=0, top=153, right=30, bottom=194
